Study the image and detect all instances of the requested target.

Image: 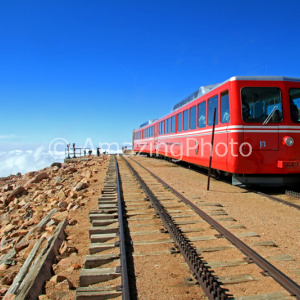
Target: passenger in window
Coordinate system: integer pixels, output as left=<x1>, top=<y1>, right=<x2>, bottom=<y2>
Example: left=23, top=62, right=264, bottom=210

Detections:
left=242, top=95, right=250, bottom=120
left=251, top=94, right=264, bottom=118
left=290, top=97, right=298, bottom=122
left=271, top=110, right=280, bottom=122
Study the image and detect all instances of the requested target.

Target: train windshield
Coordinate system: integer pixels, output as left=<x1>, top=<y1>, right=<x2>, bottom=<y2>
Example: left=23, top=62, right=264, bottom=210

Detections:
left=241, top=87, right=282, bottom=123
left=289, top=88, right=300, bottom=123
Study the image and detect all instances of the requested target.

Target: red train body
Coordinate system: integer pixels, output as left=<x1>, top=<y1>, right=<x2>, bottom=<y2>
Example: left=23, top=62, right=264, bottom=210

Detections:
left=133, top=76, right=300, bottom=186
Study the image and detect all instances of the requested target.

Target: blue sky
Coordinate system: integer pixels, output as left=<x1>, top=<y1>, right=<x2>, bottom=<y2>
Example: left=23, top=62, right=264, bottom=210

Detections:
left=1, top=0, right=300, bottom=174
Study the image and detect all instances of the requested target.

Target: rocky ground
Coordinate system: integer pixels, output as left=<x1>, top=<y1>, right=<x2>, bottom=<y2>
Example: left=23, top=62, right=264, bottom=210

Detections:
left=0, top=155, right=109, bottom=299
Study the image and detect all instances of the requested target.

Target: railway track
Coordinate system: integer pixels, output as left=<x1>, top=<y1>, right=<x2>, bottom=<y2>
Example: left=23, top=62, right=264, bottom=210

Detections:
left=162, top=157, right=300, bottom=211
left=76, top=155, right=300, bottom=299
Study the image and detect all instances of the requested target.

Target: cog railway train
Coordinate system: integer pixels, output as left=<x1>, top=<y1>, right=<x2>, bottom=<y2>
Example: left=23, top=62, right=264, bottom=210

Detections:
left=133, top=76, right=300, bottom=186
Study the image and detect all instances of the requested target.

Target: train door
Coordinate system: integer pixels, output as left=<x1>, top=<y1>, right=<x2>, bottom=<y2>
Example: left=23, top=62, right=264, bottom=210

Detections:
left=218, top=90, right=230, bottom=170
left=241, top=87, right=282, bottom=151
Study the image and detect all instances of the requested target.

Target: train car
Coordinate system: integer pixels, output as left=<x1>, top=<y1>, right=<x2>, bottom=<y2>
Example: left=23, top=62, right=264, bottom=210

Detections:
left=133, top=76, right=300, bottom=186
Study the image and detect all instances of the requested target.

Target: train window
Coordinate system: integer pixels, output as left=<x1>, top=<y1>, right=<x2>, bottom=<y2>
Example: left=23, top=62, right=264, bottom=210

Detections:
left=162, top=120, right=165, bottom=134
left=289, top=89, right=300, bottom=123
left=190, top=106, right=196, bottom=130
left=184, top=109, right=189, bottom=131
left=221, top=91, right=230, bottom=123
left=198, top=101, right=206, bottom=128
left=208, top=95, right=219, bottom=126
left=172, top=116, right=175, bottom=133
left=168, top=118, right=171, bottom=134
left=241, top=87, right=282, bottom=123
left=178, top=112, right=182, bottom=132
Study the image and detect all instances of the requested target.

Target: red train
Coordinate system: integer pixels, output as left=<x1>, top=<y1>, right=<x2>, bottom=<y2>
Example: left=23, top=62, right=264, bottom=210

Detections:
left=133, top=76, right=300, bottom=186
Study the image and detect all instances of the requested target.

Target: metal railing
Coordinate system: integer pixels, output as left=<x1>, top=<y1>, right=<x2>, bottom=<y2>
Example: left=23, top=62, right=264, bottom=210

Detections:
left=65, top=148, right=92, bottom=158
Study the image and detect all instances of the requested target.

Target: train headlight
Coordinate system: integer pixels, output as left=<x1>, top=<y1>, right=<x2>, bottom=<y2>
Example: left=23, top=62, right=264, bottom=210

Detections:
left=283, top=136, right=294, bottom=146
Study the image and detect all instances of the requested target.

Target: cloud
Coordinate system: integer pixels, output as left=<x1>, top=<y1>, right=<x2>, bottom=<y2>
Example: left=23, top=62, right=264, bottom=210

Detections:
left=0, top=146, right=63, bottom=177
left=0, top=134, right=19, bottom=139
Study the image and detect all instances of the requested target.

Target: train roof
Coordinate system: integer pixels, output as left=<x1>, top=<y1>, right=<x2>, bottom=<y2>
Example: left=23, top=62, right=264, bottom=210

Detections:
left=171, top=76, right=300, bottom=112
left=228, top=76, right=300, bottom=82
left=139, top=119, right=158, bottom=128
left=134, top=76, right=300, bottom=131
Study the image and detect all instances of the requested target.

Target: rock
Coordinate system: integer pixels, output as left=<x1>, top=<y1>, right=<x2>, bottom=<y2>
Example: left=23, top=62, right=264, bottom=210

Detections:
left=66, top=202, right=74, bottom=211
left=73, top=182, right=89, bottom=192
left=59, top=241, right=68, bottom=255
left=10, top=229, right=28, bottom=238
left=50, top=274, right=69, bottom=284
left=63, top=167, right=77, bottom=175
left=5, top=187, right=26, bottom=205
left=0, top=286, right=9, bottom=296
left=2, top=271, right=18, bottom=285
left=1, top=224, right=16, bottom=235
left=53, top=176, right=62, bottom=185
left=56, top=279, right=73, bottom=291
left=69, top=219, right=78, bottom=226
left=0, top=263, right=9, bottom=271
left=46, top=219, right=56, bottom=227
left=52, top=166, right=59, bottom=172
left=3, top=184, right=13, bottom=192
left=24, top=173, right=49, bottom=188
left=58, top=201, right=68, bottom=209
left=52, top=211, right=68, bottom=224
left=22, top=242, right=35, bottom=259
left=57, top=190, right=66, bottom=201
left=15, top=240, right=29, bottom=253
left=34, top=172, right=49, bottom=183
left=69, top=191, right=78, bottom=199
left=51, top=162, right=62, bottom=168
left=70, top=205, right=79, bottom=211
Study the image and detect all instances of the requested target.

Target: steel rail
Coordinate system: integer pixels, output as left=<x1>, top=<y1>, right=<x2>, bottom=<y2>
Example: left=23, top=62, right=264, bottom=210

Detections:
left=256, top=190, right=300, bottom=211
left=167, top=158, right=300, bottom=211
left=129, top=156, right=300, bottom=299
left=121, top=155, right=228, bottom=300
left=114, top=155, right=130, bottom=300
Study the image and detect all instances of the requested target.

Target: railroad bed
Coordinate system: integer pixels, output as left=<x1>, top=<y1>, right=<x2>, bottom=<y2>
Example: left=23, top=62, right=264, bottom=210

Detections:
left=76, top=155, right=300, bottom=299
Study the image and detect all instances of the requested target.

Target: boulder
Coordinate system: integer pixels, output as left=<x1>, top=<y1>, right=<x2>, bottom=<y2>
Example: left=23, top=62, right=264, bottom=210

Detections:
left=5, top=187, right=26, bottom=205
left=24, top=173, right=49, bottom=188
left=15, top=240, right=29, bottom=253
left=51, top=162, right=62, bottom=168
left=34, top=172, right=49, bottom=183
left=73, top=182, right=89, bottom=192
